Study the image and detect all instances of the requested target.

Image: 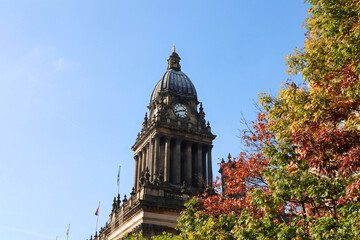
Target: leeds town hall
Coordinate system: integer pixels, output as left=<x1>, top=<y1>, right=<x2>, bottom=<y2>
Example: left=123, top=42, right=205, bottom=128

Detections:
left=90, top=47, right=216, bottom=239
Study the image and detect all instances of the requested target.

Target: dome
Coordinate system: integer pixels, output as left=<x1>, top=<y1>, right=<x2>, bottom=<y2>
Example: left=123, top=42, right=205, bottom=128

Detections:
left=150, top=46, right=197, bottom=103
left=150, top=69, right=197, bottom=102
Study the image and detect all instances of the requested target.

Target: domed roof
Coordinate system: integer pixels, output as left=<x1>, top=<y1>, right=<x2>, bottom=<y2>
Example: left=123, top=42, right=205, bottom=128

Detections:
left=150, top=69, right=197, bottom=102
left=150, top=46, right=197, bottom=102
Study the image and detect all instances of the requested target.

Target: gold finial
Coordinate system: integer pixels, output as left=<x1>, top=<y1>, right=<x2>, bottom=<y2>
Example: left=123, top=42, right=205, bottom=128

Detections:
left=167, top=43, right=181, bottom=71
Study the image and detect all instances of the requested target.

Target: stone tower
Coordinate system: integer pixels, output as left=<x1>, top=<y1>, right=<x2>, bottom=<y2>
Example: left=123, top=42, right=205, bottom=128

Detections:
left=97, top=47, right=215, bottom=239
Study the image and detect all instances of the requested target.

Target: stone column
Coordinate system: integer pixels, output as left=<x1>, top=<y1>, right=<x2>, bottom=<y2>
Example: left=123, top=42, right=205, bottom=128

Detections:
left=134, top=155, right=139, bottom=191
left=173, top=139, right=181, bottom=184
left=146, top=144, right=150, bottom=170
left=185, top=141, right=192, bottom=186
left=202, top=147, right=207, bottom=184
left=164, top=137, right=171, bottom=182
left=142, top=148, right=146, bottom=172
left=196, top=143, right=203, bottom=186
left=207, top=145, right=213, bottom=186
left=153, top=135, right=160, bottom=179
left=137, top=153, right=142, bottom=189
left=149, top=138, right=155, bottom=181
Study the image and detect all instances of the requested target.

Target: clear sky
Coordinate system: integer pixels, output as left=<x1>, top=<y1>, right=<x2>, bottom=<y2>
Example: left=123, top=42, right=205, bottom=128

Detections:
left=0, top=1, right=308, bottom=239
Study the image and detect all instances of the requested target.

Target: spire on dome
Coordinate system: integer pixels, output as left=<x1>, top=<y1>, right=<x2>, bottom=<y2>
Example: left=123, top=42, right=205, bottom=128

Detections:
left=167, top=45, right=181, bottom=71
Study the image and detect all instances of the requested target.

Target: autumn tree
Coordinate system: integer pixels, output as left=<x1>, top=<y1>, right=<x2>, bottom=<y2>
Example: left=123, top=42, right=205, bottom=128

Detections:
left=175, top=0, right=360, bottom=239
left=172, top=111, right=274, bottom=240
left=126, top=1, right=360, bottom=239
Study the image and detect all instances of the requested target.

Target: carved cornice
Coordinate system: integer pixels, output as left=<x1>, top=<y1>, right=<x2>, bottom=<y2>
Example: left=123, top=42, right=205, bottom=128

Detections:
left=132, top=120, right=216, bottom=150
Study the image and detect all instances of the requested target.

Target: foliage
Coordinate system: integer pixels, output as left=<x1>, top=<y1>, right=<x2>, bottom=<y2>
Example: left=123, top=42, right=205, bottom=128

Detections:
left=201, top=112, right=271, bottom=216
left=173, top=0, right=360, bottom=239
left=175, top=198, right=238, bottom=240
left=123, top=232, right=178, bottom=240
left=125, top=1, right=360, bottom=239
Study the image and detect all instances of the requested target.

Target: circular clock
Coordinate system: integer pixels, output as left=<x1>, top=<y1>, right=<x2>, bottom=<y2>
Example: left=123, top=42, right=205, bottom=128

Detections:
left=174, top=104, right=188, bottom=118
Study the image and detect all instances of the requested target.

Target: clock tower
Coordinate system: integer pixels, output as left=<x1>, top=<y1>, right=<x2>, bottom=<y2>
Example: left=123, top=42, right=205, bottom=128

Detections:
left=97, top=47, right=216, bottom=239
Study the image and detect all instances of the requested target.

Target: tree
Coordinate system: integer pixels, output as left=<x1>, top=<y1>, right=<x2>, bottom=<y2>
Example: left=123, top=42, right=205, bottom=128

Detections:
left=174, top=112, right=274, bottom=239
left=125, top=1, right=360, bottom=238
left=123, top=232, right=178, bottom=240
left=176, top=0, right=360, bottom=239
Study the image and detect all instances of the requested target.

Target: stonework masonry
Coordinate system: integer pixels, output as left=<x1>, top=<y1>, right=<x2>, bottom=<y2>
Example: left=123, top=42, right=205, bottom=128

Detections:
left=89, top=47, right=215, bottom=240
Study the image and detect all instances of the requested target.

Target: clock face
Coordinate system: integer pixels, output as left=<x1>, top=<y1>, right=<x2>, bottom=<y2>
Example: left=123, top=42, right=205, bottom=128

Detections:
left=174, top=104, right=188, bottom=118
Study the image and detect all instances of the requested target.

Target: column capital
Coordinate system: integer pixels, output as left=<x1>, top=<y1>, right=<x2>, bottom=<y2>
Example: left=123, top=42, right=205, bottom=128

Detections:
left=150, top=133, right=160, bottom=140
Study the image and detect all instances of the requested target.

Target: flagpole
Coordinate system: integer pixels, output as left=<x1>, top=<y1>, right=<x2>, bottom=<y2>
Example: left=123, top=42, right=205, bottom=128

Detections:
left=66, top=224, right=70, bottom=240
left=95, top=201, right=100, bottom=234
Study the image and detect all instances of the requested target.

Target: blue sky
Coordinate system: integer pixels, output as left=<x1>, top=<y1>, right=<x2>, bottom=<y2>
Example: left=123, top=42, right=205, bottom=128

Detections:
left=0, top=1, right=308, bottom=239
